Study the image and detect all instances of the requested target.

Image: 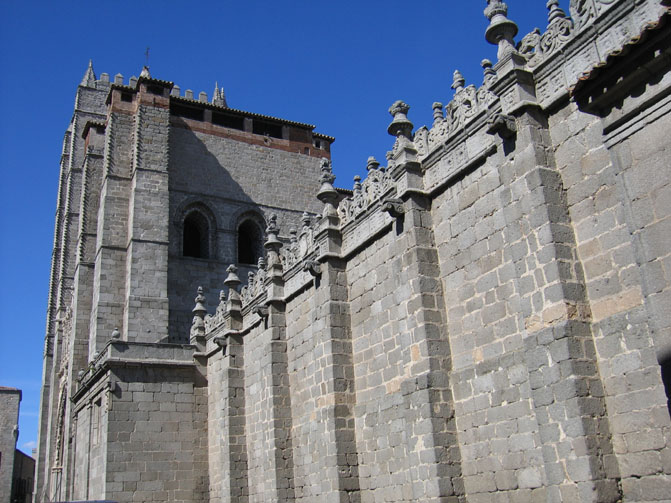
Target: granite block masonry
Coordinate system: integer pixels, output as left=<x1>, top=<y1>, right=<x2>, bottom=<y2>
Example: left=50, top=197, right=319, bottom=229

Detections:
left=36, top=1, right=671, bottom=501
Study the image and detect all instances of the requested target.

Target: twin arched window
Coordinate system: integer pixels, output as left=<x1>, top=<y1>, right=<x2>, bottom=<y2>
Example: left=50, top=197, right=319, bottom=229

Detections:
left=180, top=205, right=265, bottom=265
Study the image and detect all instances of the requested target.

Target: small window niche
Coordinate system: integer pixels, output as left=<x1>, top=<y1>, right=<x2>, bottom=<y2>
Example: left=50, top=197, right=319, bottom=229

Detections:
left=238, top=220, right=263, bottom=265
left=183, top=211, right=210, bottom=259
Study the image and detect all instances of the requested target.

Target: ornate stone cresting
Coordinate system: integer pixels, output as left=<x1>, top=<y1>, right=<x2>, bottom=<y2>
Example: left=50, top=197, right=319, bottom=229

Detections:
left=425, top=66, right=498, bottom=153
left=338, top=156, right=394, bottom=226
left=485, top=0, right=519, bottom=60
left=519, top=0, right=574, bottom=68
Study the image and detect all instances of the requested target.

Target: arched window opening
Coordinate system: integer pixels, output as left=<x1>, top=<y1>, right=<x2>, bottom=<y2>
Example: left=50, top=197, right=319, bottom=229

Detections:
left=183, top=211, right=209, bottom=259
left=238, top=220, right=263, bottom=265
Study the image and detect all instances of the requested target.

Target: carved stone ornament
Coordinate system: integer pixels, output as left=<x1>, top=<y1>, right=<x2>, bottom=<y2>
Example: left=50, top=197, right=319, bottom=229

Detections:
left=486, top=113, right=517, bottom=139
left=303, top=259, right=321, bottom=277
left=251, top=304, right=269, bottom=319
left=381, top=198, right=405, bottom=218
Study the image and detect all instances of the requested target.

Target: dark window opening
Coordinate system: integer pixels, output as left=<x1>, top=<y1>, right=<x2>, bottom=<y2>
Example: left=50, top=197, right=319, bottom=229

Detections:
left=238, top=220, right=263, bottom=265
left=121, top=92, right=133, bottom=102
left=183, top=211, right=209, bottom=258
left=212, top=112, right=245, bottom=131
left=147, top=84, right=164, bottom=96
left=252, top=120, right=283, bottom=139
left=171, top=104, right=204, bottom=121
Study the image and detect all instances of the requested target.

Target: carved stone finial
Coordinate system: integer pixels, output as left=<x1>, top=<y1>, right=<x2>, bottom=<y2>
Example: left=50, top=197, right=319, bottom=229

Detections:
left=353, top=175, right=362, bottom=194
left=547, top=0, right=567, bottom=24
left=224, top=265, right=241, bottom=290
left=190, top=286, right=207, bottom=342
left=451, top=70, right=466, bottom=92
left=387, top=101, right=414, bottom=139
left=264, top=214, right=283, bottom=267
left=301, top=211, right=312, bottom=229
left=77, top=370, right=85, bottom=380
left=257, top=256, right=267, bottom=270
left=111, top=327, right=120, bottom=340
left=219, top=290, right=227, bottom=303
left=140, top=66, right=151, bottom=79
left=432, top=102, right=444, bottom=124
left=264, top=214, right=282, bottom=250
left=366, top=156, right=380, bottom=172
left=289, top=226, right=298, bottom=244
left=317, top=158, right=339, bottom=215
left=481, top=59, right=497, bottom=84
left=484, top=0, right=519, bottom=60
left=192, top=287, right=207, bottom=318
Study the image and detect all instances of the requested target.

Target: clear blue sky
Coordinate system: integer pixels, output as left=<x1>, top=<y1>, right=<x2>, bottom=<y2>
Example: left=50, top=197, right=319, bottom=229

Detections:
left=0, top=0, right=549, bottom=454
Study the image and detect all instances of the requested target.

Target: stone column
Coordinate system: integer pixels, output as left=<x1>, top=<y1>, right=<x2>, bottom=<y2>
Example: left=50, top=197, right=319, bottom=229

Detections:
left=386, top=102, right=465, bottom=501
left=215, top=267, right=249, bottom=503
left=258, top=217, right=296, bottom=501
left=309, top=168, right=361, bottom=499
left=490, top=46, right=619, bottom=501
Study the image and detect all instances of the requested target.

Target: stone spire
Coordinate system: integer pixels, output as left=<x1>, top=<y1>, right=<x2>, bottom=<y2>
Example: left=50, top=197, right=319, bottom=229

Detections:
left=81, top=60, right=96, bottom=87
left=484, top=0, right=519, bottom=60
left=212, top=82, right=228, bottom=107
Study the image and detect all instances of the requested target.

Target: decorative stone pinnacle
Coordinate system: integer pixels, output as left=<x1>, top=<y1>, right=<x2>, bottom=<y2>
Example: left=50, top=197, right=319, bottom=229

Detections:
left=317, top=158, right=339, bottom=213
left=140, top=66, right=151, bottom=79
left=289, top=226, right=298, bottom=244
left=481, top=59, right=494, bottom=75
left=353, top=175, right=362, bottom=193
left=219, top=290, right=227, bottom=303
left=224, top=265, right=241, bottom=289
left=192, top=286, right=207, bottom=317
left=366, top=156, right=380, bottom=171
left=484, top=0, right=519, bottom=60
left=301, top=211, right=312, bottom=229
left=451, top=70, right=466, bottom=92
left=212, top=82, right=228, bottom=107
left=432, top=102, right=444, bottom=123
left=264, top=213, right=283, bottom=252
left=111, top=327, right=120, bottom=339
left=387, top=100, right=414, bottom=139
left=547, top=0, right=567, bottom=24
left=257, top=256, right=267, bottom=270
left=81, top=60, right=96, bottom=87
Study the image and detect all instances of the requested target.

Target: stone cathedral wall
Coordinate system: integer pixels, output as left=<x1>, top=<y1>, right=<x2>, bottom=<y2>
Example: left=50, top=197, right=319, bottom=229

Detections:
left=200, top=1, right=671, bottom=501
